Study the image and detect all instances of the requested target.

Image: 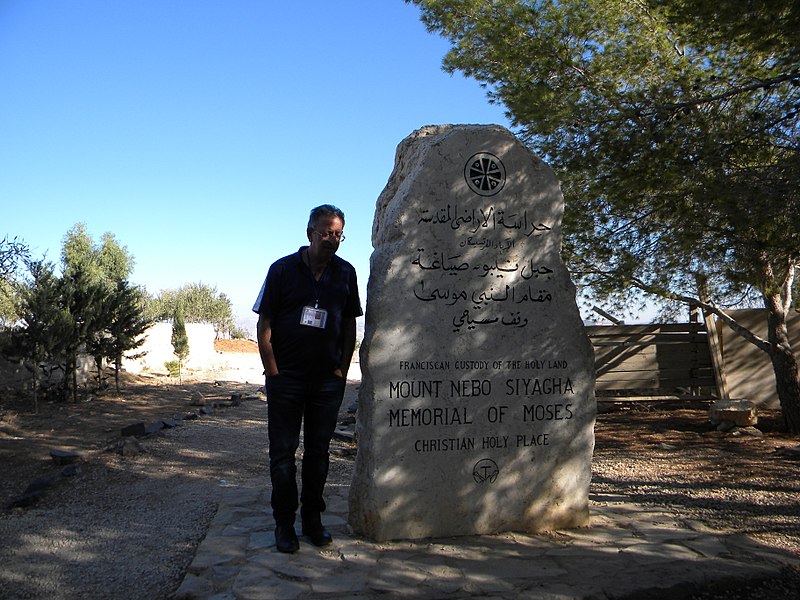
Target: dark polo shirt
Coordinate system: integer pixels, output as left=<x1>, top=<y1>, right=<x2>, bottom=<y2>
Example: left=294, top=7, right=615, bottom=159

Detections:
left=252, top=247, right=362, bottom=379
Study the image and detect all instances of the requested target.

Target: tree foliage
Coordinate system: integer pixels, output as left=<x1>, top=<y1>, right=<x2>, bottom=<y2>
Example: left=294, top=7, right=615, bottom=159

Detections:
left=0, top=278, right=20, bottom=329
left=58, top=264, right=109, bottom=402
left=148, top=282, right=234, bottom=338
left=62, top=223, right=134, bottom=283
left=10, top=225, right=150, bottom=404
left=411, top=0, right=800, bottom=431
left=14, top=261, right=73, bottom=411
left=0, top=236, right=30, bottom=327
left=57, top=224, right=139, bottom=398
left=170, top=304, right=190, bottom=382
left=0, top=236, right=30, bottom=282
left=106, top=281, right=151, bottom=391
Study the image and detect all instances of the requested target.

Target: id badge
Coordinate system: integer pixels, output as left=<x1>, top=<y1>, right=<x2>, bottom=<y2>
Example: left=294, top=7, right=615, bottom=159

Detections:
left=301, top=305, right=328, bottom=329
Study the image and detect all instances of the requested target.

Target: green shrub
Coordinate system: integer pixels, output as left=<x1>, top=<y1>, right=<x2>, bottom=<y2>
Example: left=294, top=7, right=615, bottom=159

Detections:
left=164, top=360, right=181, bottom=378
left=230, top=325, right=249, bottom=339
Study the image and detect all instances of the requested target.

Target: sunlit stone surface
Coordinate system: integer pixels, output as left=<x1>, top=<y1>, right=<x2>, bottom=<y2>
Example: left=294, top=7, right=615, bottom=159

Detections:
left=349, top=125, right=595, bottom=541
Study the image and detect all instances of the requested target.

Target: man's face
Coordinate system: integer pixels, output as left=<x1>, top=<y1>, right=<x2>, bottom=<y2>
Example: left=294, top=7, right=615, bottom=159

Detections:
left=307, top=215, right=344, bottom=260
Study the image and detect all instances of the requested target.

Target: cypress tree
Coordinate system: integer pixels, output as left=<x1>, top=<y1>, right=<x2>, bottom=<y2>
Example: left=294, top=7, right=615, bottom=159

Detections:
left=171, top=304, right=189, bottom=383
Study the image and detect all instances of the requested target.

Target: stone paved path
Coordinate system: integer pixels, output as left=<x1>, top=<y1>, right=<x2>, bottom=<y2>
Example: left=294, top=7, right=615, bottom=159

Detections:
left=174, top=482, right=799, bottom=599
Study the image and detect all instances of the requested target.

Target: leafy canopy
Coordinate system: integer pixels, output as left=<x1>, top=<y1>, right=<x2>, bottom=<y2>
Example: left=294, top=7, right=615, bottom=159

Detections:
left=148, top=282, right=234, bottom=337
left=10, top=225, right=150, bottom=401
left=61, top=223, right=134, bottom=284
left=0, top=236, right=30, bottom=326
left=411, top=0, right=800, bottom=316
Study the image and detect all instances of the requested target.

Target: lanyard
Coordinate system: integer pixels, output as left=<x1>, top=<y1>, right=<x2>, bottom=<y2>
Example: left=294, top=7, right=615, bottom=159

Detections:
left=303, top=249, right=325, bottom=307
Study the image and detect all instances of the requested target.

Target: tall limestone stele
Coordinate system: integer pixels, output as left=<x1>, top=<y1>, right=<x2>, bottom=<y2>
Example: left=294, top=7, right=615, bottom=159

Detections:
left=349, top=124, right=596, bottom=541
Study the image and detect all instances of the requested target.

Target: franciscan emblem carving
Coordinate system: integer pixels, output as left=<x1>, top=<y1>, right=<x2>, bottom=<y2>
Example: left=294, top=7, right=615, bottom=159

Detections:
left=472, top=458, right=500, bottom=484
left=465, top=152, right=506, bottom=196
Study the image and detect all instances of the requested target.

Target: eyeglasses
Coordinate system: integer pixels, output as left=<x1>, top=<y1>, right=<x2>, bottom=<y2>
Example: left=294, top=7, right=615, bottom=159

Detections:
left=313, top=229, right=346, bottom=242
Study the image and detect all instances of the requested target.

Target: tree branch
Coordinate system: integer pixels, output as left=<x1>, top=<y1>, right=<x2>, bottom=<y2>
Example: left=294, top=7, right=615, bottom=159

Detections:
left=624, top=274, right=772, bottom=353
left=655, top=70, right=800, bottom=113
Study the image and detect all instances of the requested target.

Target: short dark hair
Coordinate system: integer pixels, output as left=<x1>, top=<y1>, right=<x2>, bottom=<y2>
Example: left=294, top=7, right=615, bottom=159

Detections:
left=308, top=204, right=345, bottom=231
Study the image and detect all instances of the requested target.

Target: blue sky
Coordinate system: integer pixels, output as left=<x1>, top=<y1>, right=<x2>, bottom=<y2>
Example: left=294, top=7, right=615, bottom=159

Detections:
left=1, top=0, right=511, bottom=332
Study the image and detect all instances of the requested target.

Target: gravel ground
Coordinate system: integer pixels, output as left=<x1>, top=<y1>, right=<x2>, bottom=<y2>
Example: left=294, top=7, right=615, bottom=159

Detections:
left=594, top=402, right=800, bottom=600
left=1, top=389, right=799, bottom=599
left=0, top=396, right=269, bottom=599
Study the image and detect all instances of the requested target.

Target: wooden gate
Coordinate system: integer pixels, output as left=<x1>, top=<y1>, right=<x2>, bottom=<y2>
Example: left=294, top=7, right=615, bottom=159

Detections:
left=586, top=323, right=717, bottom=398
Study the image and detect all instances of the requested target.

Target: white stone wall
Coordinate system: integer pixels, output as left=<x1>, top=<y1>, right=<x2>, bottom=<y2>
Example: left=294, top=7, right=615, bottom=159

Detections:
left=122, top=322, right=219, bottom=373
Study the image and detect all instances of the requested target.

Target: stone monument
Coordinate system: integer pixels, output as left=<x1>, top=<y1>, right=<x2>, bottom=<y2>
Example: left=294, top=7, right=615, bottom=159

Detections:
left=349, top=125, right=595, bottom=541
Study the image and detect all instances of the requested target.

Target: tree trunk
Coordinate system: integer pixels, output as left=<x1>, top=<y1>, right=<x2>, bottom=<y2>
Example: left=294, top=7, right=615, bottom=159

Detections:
left=65, top=353, right=78, bottom=403
left=72, top=360, right=78, bottom=403
left=94, top=354, right=105, bottom=391
left=764, top=290, right=800, bottom=434
left=31, top=363, right=39, bottom=415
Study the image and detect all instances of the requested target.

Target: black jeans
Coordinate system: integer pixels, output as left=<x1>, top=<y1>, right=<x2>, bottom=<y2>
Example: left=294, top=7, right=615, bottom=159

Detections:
left=265, top=373, right=346, bottom=525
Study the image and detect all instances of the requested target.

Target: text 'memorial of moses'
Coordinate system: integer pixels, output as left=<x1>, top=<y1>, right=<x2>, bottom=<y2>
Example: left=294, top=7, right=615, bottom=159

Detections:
left=349, top=125, right=596, bottom=541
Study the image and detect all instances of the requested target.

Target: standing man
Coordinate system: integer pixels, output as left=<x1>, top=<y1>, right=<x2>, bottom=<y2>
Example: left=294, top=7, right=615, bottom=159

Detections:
left=253, top=204, right=362, bottom=553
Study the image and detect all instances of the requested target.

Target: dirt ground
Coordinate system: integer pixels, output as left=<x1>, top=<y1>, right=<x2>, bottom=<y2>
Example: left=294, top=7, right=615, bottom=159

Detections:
left=1, top=343, right=800, bottom=598
left=0, top=339, right=263, bottom=507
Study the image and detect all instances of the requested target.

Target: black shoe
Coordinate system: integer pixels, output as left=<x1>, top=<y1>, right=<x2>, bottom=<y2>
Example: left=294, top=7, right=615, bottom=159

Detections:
left=302, top=520, right=333, bottom=547
left=275, top=523, right=299, bottom=553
